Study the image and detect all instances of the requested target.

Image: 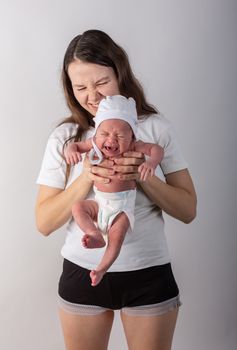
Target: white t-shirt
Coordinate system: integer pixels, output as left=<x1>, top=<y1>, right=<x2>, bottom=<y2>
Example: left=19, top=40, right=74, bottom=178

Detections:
left=37, top=114, right=188, bottom=272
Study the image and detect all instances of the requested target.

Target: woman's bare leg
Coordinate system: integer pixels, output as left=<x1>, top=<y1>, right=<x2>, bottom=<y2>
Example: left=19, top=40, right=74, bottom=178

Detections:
left=72, top=200, right=106, bottom=248
left=59, top=307, right=114, bottom=350
left=120, top=308, right=179, bottom=350
left=90, top=212, right=129, bottom=286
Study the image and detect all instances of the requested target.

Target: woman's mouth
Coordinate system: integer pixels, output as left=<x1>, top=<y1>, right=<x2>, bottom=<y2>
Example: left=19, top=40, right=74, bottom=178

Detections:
left=89, top=105, right=99, bottom=113
left=88, top=103, right=101, bottom=114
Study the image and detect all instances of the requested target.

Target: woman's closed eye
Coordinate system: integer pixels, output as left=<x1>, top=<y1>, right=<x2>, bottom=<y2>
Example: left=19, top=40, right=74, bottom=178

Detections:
left=97, top=81, right=108, bottom=86
left=75, top=82, right=108, bottom=92
left=76, top=86, right=86, bottom=91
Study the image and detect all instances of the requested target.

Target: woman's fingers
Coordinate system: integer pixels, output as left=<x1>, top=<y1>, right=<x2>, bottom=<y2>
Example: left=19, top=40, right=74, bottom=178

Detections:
left=90, top=173, right=111, bottom=184
left=91, top=165, right=115, bottom=178
left=113, top=156, right=144, bottom=166
left=113, top=164, right=139, bottom=173
left=82, top=152, right=146, bottom=182
left=82, top=154, right=113, bottom=183
left=122, top=151, right=144, bottom=158
left=99, top=159, right=115, bottom=168
left=118, top=173, right=141, bottom=181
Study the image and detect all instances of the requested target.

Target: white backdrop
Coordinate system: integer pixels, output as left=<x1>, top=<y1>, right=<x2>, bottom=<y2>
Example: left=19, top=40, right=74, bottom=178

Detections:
left=0, top=1, right=236, bottom=349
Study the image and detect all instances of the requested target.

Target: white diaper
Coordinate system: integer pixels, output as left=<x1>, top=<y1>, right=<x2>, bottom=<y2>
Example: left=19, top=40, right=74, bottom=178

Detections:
left=94, top=187, right=136, bottom=235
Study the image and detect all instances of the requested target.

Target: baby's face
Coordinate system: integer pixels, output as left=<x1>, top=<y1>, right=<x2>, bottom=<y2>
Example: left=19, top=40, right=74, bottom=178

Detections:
left=95, top=119, right=134, bottom=158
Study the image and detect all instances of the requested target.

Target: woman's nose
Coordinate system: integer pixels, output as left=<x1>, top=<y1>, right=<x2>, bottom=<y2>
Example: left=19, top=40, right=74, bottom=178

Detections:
left=88, top=89, right=101, bottom=103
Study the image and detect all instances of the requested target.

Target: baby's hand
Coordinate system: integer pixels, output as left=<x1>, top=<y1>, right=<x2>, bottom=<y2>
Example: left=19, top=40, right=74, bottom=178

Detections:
left=138, top=160, right=156, bottom=181
left=64, top=143, right=82, bottom=165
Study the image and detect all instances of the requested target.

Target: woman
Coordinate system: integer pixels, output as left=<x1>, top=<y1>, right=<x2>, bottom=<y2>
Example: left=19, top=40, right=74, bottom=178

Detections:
left=35, top=29, right=197, bottom=350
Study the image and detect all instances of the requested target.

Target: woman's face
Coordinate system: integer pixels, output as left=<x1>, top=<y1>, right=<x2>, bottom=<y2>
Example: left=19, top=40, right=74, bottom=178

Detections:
left=68, top=59, right=120, bottom=116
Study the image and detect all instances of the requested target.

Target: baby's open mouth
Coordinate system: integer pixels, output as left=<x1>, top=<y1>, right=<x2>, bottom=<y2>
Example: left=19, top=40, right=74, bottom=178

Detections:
left=104, top=145, right=119, bottom=152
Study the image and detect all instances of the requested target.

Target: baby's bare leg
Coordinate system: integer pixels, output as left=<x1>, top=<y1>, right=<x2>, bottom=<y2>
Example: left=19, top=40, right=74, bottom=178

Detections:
left=90, top=212, right=130, bottom=286
left=72, top=200, right=106, bottom=248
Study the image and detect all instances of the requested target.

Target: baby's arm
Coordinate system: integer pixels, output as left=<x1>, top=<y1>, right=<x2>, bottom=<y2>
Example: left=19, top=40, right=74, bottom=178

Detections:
left=134, top=141, right=164, bottom=181
left=64, top=138, right=93, bottom=165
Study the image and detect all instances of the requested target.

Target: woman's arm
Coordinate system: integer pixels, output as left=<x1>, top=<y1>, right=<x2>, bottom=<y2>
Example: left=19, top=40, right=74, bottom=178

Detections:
left=35, top=165, right=92, bottom=236
left=139, top=169, right=197, bottom=223
left=35, top=157, right=115, bottom=236
left=104, top=152, right=196, bottom=224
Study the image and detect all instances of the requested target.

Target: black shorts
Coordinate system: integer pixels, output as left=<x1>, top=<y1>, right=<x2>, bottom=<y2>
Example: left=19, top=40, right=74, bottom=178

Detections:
left=58, top=259, right=179, bottom=310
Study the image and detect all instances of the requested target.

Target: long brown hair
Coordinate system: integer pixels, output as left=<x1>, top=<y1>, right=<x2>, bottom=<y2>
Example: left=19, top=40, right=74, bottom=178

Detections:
left=60, top=29, right=158, bottom=142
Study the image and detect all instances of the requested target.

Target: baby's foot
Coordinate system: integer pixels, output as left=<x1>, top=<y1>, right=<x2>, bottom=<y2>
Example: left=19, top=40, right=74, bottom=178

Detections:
left=90, top=269, right=105, bottom=286
left=82, top=232, right=106, bottom=248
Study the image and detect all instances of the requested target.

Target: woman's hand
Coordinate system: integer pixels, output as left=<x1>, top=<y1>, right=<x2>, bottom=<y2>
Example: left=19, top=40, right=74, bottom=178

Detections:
left=113, top=151, right=145, bottom=180
left=90, top=151, right=145, bottom=182
left=80, top=155, right=95, bottom=184
left=89, top=157, right=116, bottom=184
left=77, top=154, right=112, bottom=186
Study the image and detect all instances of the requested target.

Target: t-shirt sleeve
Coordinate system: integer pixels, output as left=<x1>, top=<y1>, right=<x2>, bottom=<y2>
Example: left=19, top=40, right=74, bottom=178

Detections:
left=36, top=135, right=67, bottom=189
left=159, top=124, right=188, bottom=175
